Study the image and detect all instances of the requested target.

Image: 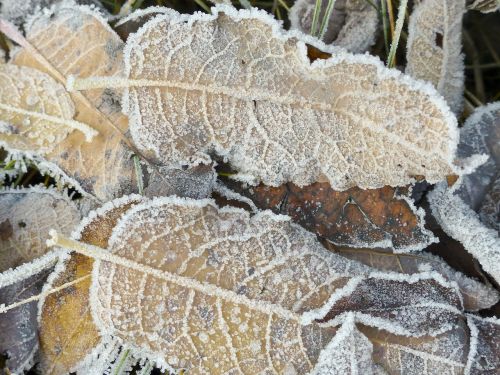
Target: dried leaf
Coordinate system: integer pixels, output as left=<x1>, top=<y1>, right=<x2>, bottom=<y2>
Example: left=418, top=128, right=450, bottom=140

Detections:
left=11, top=2, right=136, bottom=201
left=479, top=171, right=500, bottom=233
left=39, top=195, right=144, bottom=375
left=467, top=0, right=500, bottom=13
left=466, top=315, right=500, bottom=373
left=311, top=315, right=379, bottom=374
left=0, top=64, right=96, bottom=154
left=47, top=196, right=468, bottom=373
left=289, top=0, right=379, bottom=53
left=0, top=0, right=108, bottom=28
left=406, top=0, right=465, bottom=114
left=333, top=247, right=500, bottom=311
left=429, top=103, right=500, bottom=284
left=0, top=186, right=80, bottom=272
left=114, top=6, right=171, bottom=41
left=0, top=268, right=52, bottom=374
left=90, top=5, right=459, bottom=191
left=362, top=319, right=470, bottom=374
left=221, top=180, right=435, bottom=252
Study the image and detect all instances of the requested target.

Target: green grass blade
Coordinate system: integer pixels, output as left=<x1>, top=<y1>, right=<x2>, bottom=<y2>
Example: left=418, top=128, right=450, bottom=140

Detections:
left=310, top=0, right=323, bottom=36
left=318, top=0, right=337, bottom=40
left=387, top=0, right=408, bottom=68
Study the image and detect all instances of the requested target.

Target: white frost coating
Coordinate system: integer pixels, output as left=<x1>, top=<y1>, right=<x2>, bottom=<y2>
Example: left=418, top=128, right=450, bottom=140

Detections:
left=289, top=0, right=379, bottom=53
left=114, top=6, right=172, bottom=27
left=429, top=103, right=500, bottom=283
left=0, top=250, right=62, bottom=290
left=213, top=182, right=259, bottom=213
left=467, top=0, right=500, bottom=12
left=464, top=314, right=500, bottom=374
left=0, top=186, right=81, bottom=272
left=312, top=314, right=376, bottom=374
left=406, top=0, right=465, bottom=115
left=429, top=183, right=500, bottom=284
left=123, top=4, right=459, bottom=191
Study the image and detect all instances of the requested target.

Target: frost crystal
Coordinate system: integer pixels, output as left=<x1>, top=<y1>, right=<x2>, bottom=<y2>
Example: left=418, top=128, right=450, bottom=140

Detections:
left=428, top=103, right=500, bottom=284
left=0, top=186, right=80, bottom=272
left=406, top=0, right=465, bottom=114
left=289, top=0, right=379, bottom=53
left=122, top=5, right=458, bottom=191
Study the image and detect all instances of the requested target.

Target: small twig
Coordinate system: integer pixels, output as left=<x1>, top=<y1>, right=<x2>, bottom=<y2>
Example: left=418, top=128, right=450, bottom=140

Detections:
left=132, top=154, right=144, bottom=195
left=380, top=0, right=390, bottom=56
left=386, top=0, right=395, bottom=39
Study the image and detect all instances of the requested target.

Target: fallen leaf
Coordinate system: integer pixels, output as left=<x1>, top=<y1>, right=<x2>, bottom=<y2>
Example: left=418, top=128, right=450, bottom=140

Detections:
left=221, top=179, right=435, bottom=252
left=467, top=0, right=500, bottom=13
left=0, top=64, right=96, bottom=154
left=0, top=186, right=80, bottom=272
left=361, top=319, right=470, bottom=374
left=466, top=315, right=500, bottom=373
left=75, top=5, right=459, bottom=191
left=406, top=0, right=465, bottom=114
left=10, top=2, right=136, bottom=201
left=429, top=102, right=500, bottom=284
left=289, top=0, right=379, bottom=53
left=478, top=171, right=499, bottom=233
left=0, top=268, right=52, bottom=374
left=0, top=0, right=108, bottom=28
left=332, top=247, right=499, bottom=311
left=48, top=196, right=468, bottom=373
left=38, top=195, right=144, bottom=375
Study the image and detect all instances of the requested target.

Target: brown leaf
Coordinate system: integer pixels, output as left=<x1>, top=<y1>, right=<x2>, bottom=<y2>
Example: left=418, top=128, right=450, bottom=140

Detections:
left=0, top=187, right=80, bottom=272
left=10, top=3, right=136, bottom=201
left=39, top=195, right=143, bottom=375
left=361, top=319, right=470, bottom=374
left=93, top=6, right=459, bottom=191
left=221, top=179, right=434, bottom=252
left=466, top=315, right=500, bottom=373
left=332, top=247, right=499, bottom=311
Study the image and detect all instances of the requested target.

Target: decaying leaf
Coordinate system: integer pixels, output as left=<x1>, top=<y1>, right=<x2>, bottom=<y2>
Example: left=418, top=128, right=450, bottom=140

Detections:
left=467, top=0, right=500, bottom=13
left=466, top=315, right=500, bottom=373
left=406, top=0, right=465, bottom=115
left=479, top=171, right=500, bottom=232
left=221, top=180, right=435, bottom=252
left=362, top=319, right=470, bottom=374
left=289, top=0, right=379, bottom=53
left=39, top=195, right=144, bottom=375
left=311, top=315, right=380, bottom=374
left=0, top=268, right=51, bottom=374
left=10, top=2, right=136, bottom=201
left=429, top=102, right=500, bottom=284
left=0, top=186, right=80, bottom=272
left=333, top=247, right=499, bottom=311
left=46, top=196, right=471, bottom=373
left=0, top=0, right=107, bottom=28
left=0, top=64, right=96, bottom=154
left=76, top=5, right=459, bottom=191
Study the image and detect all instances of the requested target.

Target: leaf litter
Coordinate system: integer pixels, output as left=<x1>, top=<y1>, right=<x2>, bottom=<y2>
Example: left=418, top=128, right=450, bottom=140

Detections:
left=0, top=1, right=498, bottom=374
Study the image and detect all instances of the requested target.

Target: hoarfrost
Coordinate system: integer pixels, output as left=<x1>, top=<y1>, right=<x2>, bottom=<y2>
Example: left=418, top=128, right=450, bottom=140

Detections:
left=0, top=186, right=80, bottom=272
left=465, top=315, right=500, bottom=374
left=122, top=5, right=459, bottom=191
left=311, top=314, right=377, bottom=374
left=11, top=1, right=136, bottom=201
left=406, top=0, right=465, bottom=115
left=467, top=0, right=500, bottom=13
left=289, top=0, right=379, bottom=53
left=52, top=196, right=466, bottom=372
left=428, top=103, right=500, bottom=284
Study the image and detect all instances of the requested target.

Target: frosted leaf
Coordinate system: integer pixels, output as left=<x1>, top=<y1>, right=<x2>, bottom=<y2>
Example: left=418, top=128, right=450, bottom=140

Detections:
left=406, top=0, right=465, bottom=115
left=39, top=194, right=144, bottom=375
left=0, top=0, right=108, bottom=28
left=144, top=164, right=216, bottom=199
left=467, top=0, right=500, bottom=12
left=465, top=315, right=500, bottom=374
left=428, top=103, right=500, bottom=284
left=122, top=5, right=459, bottom=191
left=0, top=268, right=52, bottom=374
left=334, top=248, right=500, bottom=311
left=114, top=6, right=171, bottom=40
left=0, top=186, right=80, bottom=272
left=289, top=0, right=379, bottom=53
left=221, top=180, right=436, bottom=252
left=362, top=319, right=469, bottom=374
left=0, top=64, right=85, bottom=154
left=11, top=2, right=136, bottom=201
left=311, top=315, right=378, bottom=374
left=478, top=172, right=499, bottom=232
left=61, top=196, right=466, bottom=373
